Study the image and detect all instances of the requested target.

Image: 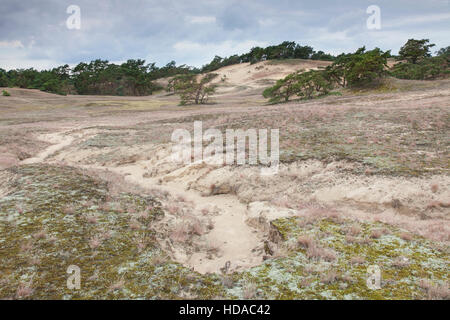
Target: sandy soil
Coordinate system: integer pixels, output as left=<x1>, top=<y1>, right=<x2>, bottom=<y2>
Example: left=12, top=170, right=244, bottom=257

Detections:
left=15, top=125, right=449, bottom=274
left=1, top=60, right=449, bottom=276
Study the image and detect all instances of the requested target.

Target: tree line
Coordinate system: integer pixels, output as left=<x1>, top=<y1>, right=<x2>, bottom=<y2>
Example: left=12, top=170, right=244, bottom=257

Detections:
left=1, top=39, right=448, bottom=101
left=391, top=39, right=450, bottom=80
left=263, top=39, right=450, bottom=103
left=0, top=41, right=334, bottom=96
left=201, top=41, right=335, bottom=72
left=0, top=59, right=198, bottom=96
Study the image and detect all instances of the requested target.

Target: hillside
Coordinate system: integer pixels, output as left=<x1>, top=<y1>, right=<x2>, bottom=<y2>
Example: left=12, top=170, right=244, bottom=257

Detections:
left=210, top=59, right=332, bottom=90
left=0, top=59, right=449, bottom=300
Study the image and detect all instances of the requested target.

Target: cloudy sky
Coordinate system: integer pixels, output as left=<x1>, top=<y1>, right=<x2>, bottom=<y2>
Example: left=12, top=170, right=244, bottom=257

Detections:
left=0, top=0, right=449, bottom=70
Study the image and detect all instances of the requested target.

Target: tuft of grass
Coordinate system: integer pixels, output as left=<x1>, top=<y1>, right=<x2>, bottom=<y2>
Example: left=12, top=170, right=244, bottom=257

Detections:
left=16, top=281, right=33, bottom=299
left=242, top=281, right=258, bottom=299
left=419, top=279, right=450, bottom=300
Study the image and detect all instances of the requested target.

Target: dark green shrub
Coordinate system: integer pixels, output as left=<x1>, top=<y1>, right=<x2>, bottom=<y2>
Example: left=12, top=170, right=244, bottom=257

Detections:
left=262, top=69, right=333, bottom=103
left=326, top=47, right=390, bottom=88
left=397, top=39, right=435, bottom=64
left=390, top=55, right=449, bottom=80
left=263, top=71, right=303, bottom=103
left=173, top=73, right=218, bottom=105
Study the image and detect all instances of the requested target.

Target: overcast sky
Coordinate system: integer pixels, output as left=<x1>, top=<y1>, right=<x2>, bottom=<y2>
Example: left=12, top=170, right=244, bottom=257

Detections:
left=0, top=0, right=449, bottom=70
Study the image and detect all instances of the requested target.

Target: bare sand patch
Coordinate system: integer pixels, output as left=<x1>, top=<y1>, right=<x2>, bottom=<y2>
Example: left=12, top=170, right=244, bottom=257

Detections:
left=28, top=128, right=449, bottom=275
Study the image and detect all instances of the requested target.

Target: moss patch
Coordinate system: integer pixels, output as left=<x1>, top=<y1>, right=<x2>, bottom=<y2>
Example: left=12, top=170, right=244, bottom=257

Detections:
left=0, top=164, right=228, bottom=299
left=227, top=217, right=449, bottom=299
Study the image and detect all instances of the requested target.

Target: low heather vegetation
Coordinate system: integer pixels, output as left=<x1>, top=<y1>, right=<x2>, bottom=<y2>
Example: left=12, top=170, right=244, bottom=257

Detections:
left=0, top=35, right=448, bottom=301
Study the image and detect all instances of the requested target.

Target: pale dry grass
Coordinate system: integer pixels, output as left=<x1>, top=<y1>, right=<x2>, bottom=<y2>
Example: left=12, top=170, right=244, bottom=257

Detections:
left=296, top=235, right=337, bottom=262
left=89, top=235, right=103, bottom=250
left=242, top=281, right=258, bottom=299
left=320, top=269, right=339, bottom=284
left=0, top=171, right=17, bottom=197
left=108, top=279, right=125, bottom=292
left=170, top=222, right=191, bottom=243
left=350, top=256, right=365, bottom=265
left=16, top=280, right=33, bottom=299
left=306, top=244, right=337, bottom=262
left=419, top=279, right=450, bottom=300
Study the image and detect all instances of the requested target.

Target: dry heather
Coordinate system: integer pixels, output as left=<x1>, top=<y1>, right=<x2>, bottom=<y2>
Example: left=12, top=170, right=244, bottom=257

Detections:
left=0, top=61, right=449, bottom=299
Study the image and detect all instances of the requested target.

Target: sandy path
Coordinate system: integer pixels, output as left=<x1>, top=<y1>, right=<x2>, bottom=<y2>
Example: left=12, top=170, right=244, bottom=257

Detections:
left=21, top=131, right=264, bottom=274
left=106, top=163, right=263, bottom=274
left=21, top=132, right=75, bottom=165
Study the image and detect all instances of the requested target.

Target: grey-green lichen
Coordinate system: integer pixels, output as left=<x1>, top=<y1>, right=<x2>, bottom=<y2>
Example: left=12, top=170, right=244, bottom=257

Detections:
left=0, top=164, right=228, bottom=299
left=0, top=164, right=448, bottom=299
left=226, top=217, right=448, bottom=299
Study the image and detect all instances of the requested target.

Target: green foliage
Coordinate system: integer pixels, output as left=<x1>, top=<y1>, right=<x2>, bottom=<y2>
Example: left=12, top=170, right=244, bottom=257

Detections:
left=326, top=47, right=390, bottom=88
left=263, top=46, right=391, bottom=103
left=172, top=73, right=218, bottom=105
left=390, top=42, right=449, bottom=80
left=201, top=41, right=334, bottom=72
left=151, top=60, right=199, bottom=79
left=436, top=46, right=450, bottom=57
left=0, top=65, right=71, bottom=95
left=390, top=55, right=450, bottom=80
left=2, top=89, right=11, bottom=96
left=263, top=72, right=302, bottom=103
left=166, top=74, right=194, bottom=93
left=346, top=48, right=390, bottom=87
left=398, top=39, right=435, bottom=64
left=310, top=50, right=335, bottom=61
left=2, top=59, right=194, bottom=96
left=0, top=68, right=9, bottom=87
left=262, top=69, right=333, bottom=103
left=301, top=70, right=333, bottom=97
left=72, top=59, right=163, bottom=96
left=3, top=40, right=447, bottom=97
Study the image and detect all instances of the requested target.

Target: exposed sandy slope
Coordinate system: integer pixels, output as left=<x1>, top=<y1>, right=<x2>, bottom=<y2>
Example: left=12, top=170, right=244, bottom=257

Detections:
left=20, top=125, right=449, bottom=274
left=209, top=57, right=398, bottom=93
left=157, top=59, right=332, bottom=96
left=211, top=59, right=332, bottom=93
left=18, top=130, right=264, bottom=273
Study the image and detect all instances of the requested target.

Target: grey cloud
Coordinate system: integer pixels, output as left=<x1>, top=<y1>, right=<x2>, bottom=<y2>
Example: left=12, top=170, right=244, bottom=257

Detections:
left=0, top=0, right=448, bottom=70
